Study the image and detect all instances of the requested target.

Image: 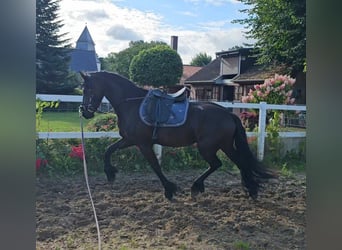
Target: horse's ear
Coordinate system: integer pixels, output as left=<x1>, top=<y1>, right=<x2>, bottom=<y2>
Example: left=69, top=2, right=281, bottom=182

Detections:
left=79, top=71, right=89, bottom=80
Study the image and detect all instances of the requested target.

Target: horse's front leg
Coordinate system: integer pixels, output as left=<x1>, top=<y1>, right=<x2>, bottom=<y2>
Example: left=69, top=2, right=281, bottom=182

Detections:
left=104, top=138, right=133, bottom=183
left=139, top=145, right=177, bottom=200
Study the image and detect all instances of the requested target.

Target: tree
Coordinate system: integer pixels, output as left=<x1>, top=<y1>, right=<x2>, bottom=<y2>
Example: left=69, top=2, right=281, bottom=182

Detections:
left=233, top=0, right=306, bottom=73
left=102, top=40, right=167, bottom=78
left=228, top=45, right=244, bottom=51
left=36, top=0, right=76, bottom=94
left=129, top=45, right=183, bottom=87
left=190, top=52, right=212, bottom=66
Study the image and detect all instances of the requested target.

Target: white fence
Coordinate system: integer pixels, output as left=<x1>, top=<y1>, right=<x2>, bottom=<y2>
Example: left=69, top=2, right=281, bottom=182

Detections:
left=36, top=94, right=306, bottom=160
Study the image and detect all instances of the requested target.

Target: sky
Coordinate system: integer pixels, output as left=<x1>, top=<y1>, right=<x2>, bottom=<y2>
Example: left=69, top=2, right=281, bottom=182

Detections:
left=59, top=0, right=254, bottom=64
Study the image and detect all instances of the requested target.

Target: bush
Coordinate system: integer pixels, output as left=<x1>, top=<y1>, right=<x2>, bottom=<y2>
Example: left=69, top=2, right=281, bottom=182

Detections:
left=240, top=111, right=258, bottom=131
left=36, top=136, right=305, bottom=177
left=86, top=113, right=118, bottom=132
left=36, top=138, right=85, bottom=176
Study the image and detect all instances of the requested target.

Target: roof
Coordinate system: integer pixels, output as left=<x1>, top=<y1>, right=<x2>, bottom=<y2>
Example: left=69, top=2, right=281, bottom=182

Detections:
left=233, top=64, right=289, bottom=84
left=215, top=48, right=253, bottom=58
left=185, top=47, right=290, bottom=86
left=69, top=49, right=98, bottom=72
left=76, top=26, right=95, bottom=51
left=179, top=65, right=202, bottom=84
left=69, top=25, right=100, bottom=72
left=185, top=58, right=221, bottom=83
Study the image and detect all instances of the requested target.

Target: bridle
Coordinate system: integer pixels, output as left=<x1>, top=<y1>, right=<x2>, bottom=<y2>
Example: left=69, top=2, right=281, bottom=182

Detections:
left=79, top=87, right=99, bottom=114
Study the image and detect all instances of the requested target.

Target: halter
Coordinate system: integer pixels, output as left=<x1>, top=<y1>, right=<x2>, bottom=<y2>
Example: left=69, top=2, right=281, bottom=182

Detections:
left=80, top=87, right=99, bottom=115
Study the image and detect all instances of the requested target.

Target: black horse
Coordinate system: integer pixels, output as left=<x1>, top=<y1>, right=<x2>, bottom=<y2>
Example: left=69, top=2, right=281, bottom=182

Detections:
left=80, top=71, right=276, bottom=200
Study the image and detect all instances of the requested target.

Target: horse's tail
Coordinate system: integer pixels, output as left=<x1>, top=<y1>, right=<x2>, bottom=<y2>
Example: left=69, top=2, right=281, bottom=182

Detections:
left=231, top=113, right=277, bottom=199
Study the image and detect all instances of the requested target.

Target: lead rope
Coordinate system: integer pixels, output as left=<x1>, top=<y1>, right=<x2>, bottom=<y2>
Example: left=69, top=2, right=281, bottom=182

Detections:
left=79, top=110, right=102, bottom=250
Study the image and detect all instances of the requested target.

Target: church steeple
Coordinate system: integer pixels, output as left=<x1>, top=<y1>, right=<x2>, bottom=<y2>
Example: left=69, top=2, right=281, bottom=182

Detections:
left=69, top=24, right=101, bottom=72
left=76, top=25, right=95, bottom=51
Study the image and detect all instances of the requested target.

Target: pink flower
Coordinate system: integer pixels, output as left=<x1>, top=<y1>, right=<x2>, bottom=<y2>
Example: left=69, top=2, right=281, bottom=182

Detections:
left=287, top=90, right=293, bottom=97
left=70, top=145, right=84, bottom=160
left=36, top=158, right=48, bottom=170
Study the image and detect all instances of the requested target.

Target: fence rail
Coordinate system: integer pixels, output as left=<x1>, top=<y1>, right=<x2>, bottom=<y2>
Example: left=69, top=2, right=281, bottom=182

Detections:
left=36, top=94, right=306, bottom=160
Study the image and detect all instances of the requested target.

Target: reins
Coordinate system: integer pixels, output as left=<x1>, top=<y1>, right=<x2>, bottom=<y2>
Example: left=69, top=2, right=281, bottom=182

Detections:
left=79, top=109, right=101, bottom=250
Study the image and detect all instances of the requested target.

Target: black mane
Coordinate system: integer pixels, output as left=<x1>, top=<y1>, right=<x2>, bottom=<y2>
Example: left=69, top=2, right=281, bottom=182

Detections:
left=91, top=71, right=147, bottom=97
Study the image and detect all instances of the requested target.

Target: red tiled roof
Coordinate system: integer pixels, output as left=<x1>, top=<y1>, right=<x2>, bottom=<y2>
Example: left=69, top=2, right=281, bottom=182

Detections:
left=185, top=58, right=221, bottom=83
left=179, top=65, right=202, bottom=84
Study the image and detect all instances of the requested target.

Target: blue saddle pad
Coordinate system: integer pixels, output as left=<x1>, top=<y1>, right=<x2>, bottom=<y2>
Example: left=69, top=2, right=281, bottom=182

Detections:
left=139, top=89, right=189, bottom=127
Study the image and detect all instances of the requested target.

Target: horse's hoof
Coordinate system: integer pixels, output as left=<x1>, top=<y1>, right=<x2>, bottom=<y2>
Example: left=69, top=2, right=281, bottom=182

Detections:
left=191, top=182, right=205, bottom=197
left=249, top=192, right=258, bottom=201
left=164, top=182, right=178, bottom=201
left=164, top=190, right=174, bottom=201
left=104, top=166, right=117, bottom=183
left=105, top=173, right=115, bottom=183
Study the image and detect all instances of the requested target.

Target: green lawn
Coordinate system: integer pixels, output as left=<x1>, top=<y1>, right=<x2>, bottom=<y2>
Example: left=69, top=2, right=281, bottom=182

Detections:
left=37, top=112, right=92, bottom=132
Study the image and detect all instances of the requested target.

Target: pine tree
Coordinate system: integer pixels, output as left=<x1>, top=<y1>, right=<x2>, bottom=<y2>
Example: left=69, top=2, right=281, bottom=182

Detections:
left=36, top=0, right=76, bottom=94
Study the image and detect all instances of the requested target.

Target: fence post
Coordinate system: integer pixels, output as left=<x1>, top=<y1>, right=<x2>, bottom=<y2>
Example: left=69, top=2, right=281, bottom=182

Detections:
left=257, top=102, right=267, bottom=161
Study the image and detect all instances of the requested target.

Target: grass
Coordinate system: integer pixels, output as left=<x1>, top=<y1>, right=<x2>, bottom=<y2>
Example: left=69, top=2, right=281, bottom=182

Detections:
left=37, top=111, right=92, bottom=132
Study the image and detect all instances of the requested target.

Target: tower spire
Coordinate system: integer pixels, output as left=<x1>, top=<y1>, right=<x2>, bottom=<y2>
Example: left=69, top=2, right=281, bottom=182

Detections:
left=76, top=25, right=95, bottom=51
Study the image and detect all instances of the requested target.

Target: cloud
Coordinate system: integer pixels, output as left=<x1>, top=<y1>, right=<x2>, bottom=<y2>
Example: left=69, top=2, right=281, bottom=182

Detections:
left=184, top=0, right=238, bottom=6
left=82, top=9, right=109, bottom=21
left=177, top=11, right=198, bottom=17
left=106, top=25, right=142, bottom=41
left=176, top=28, right=251, bottom=63
left=198, top=19, right=232, bottom=30
left=58, top=0, right=251, bottom=63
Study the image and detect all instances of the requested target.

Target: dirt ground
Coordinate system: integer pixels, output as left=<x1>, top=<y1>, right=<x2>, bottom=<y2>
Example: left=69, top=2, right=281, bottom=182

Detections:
left=36, top=169, right=306, bottom=250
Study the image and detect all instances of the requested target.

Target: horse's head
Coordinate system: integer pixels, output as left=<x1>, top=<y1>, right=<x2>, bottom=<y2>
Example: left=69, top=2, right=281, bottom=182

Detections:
left=79, top=71, right=104, bottom=119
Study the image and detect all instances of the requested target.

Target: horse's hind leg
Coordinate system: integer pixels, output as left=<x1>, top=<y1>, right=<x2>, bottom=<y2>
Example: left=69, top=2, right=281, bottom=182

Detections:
left=221, top=146, right=259, bottom=199
left=191, top=145, right=222, bottom=198
left=138, top=145, right=177, bottom=200
left=104, top=138, right=133, bottom=183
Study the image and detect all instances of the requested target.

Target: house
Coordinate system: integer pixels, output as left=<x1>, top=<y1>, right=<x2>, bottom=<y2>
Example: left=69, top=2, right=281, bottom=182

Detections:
left=184, top=48, right=306, bottom=104
left=69, top=25, right=101, bottom=72
left=184, top=49, right=258, bottom=101
left=180, top=65, right=202, bottom=85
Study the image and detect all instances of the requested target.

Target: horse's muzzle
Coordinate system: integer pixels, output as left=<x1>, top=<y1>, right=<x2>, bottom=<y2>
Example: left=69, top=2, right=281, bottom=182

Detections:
left=79, top=105, right=95, bottom=119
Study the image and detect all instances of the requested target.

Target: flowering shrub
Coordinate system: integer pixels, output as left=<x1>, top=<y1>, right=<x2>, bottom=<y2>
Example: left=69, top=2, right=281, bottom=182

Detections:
left=36, top=100, right=59, bottom=172
left=242, top=74, right=296, bottom=105
left=240, top=74, right=297, bottom=129
left=69, top=144, right=84, bottom=160
left=86, top=113, right=118, bottom=132
left=239, top=111, right=258, bottom=131
left=36, top=158, right=48, bottom=171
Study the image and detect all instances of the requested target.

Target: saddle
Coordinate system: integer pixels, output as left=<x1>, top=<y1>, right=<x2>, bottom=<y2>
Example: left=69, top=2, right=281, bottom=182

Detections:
left=139, top=87, right=190, bottom=139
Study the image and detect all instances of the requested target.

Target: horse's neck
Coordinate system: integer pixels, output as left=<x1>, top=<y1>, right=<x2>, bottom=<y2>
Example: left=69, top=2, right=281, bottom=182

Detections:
left=119, top=81, right=147, bottom=100
left=105, top=79, right=147, bottom=113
